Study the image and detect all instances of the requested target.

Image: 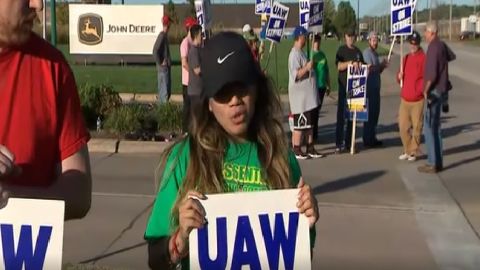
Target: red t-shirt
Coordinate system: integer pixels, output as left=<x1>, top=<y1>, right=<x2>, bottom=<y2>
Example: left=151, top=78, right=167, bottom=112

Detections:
left=397, top=49, right=426, bottom=102
left=0, top=33, right=90, bottom=186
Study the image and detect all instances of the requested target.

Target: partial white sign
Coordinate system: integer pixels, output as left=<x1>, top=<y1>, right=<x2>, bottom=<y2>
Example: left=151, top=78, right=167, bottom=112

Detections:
left=0, top=199, right=65, bottom=270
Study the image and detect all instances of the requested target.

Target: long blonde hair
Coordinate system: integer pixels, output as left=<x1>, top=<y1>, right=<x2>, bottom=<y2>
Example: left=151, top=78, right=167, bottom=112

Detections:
left=155, top=75, right=291, bottom=226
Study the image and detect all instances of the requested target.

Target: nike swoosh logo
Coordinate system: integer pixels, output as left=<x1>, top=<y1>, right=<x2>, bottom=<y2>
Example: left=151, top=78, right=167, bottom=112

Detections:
left=217, top=51, right=235, bottom=64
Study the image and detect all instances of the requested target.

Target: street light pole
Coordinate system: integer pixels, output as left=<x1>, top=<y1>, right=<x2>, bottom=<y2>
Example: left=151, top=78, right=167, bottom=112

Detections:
left=429, top=0, right=432, bottom=21
left=358, top=0, right=360, bottom=37
left=449, top=0, right=452, bottom=40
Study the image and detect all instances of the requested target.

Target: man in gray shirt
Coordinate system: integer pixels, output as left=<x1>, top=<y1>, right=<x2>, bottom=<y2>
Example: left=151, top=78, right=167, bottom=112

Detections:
left=288, top=26, right=322, bottom=159
left=363, top=31, right=388, bottom=147
left=153, top=15, right=172, bottom=103
left=418, top=22, right=451, bottom=174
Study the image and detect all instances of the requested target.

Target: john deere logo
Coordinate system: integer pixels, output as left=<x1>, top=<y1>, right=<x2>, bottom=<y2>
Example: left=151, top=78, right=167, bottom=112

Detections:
left=78, top=13, right=103, bottom=45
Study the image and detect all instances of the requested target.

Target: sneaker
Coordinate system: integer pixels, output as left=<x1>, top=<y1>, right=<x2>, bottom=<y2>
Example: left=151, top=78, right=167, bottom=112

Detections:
left=335, top=147, right=344, bottom=154
left=293, top=147, right=310, bottom=160
left=306, top=147, right=325, bottom=159
left=407, top=155, right=417, bottom=162
left=399, top=153, right=409, bottom=160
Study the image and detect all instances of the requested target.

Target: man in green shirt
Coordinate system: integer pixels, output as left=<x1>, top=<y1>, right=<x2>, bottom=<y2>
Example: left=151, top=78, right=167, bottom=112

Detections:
left=311, top=34, right=331, bottom=142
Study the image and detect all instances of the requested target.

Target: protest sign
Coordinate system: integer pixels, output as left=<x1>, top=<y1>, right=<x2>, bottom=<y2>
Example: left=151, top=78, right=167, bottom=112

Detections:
left=266, top=2, right=289, bottom=43
left=391, top=0, right=416, bottom=36
left=189, top=189, right=311, bottom=270
left=256, top=0, right=271, bottom=15
left=346, top=64, right=368, bottom=111
left=0, top=198, right=64, bottom=270
left=299, top=0, right=310, bottom=30
left=195, top=0, right=212, bottom=37
left=308, top=0, right=324, bottom=33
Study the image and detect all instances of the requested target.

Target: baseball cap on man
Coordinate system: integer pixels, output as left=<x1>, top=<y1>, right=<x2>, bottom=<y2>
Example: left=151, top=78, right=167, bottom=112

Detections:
left=162, top=15, right=173, bottom=26
left=408, top=31, right=421, bottom=45
left=201, top=32, right=262, bottom=98
left=184, top=17, right=197, bottom=30
left=293, top=26, right=308, bottom=39
left=242, top=24, right=252, bottom=33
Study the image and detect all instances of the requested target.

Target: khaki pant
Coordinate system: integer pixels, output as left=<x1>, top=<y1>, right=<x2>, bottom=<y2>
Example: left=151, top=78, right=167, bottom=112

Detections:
left=398, top=99, right=425, bottom=155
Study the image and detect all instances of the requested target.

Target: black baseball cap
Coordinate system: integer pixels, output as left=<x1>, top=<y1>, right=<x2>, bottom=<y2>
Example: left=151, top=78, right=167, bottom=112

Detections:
left=200, top=32, right=261, bottom=98
left=408, top=31, right=421, bottom=45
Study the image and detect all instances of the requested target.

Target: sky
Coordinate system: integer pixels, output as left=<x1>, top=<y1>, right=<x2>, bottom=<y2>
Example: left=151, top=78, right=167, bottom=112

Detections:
left=110, top=0, right=477, bottom=17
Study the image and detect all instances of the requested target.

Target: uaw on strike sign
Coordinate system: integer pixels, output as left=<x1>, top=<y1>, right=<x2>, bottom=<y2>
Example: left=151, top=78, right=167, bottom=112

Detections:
left=189, top=189, right=311, bottom=270
left=0, top=199, right=64, bottom=270
left=299, top=0, right=323, bottom=32
left=266, top=2, right=289, bottom=43
left=391, top=0, right=416, bottom=35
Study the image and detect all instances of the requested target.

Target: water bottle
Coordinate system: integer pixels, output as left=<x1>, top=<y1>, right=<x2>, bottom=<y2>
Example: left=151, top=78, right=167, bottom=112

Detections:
left=96, top=116, right=101, bottom=132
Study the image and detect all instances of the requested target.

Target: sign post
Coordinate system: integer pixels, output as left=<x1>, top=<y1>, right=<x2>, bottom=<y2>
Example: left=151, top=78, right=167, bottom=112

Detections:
left=346, top=64, right=368, bottom=155
left=189, top=189, right=311, bottom=270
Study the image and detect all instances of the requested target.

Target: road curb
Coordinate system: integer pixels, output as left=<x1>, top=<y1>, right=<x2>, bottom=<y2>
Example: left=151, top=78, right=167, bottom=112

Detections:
left=88, top=139, right=172, bottom=154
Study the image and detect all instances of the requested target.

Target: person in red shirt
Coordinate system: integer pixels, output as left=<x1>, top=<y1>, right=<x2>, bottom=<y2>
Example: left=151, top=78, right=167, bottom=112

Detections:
left=0, top=0, right=92, bottom=219
left=396, top=31, right=426, bottom=162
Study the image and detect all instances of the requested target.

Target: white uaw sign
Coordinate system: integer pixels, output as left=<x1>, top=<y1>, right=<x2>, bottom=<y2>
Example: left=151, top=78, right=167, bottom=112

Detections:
left=69, top=4, right=164, bottom=55
left=346, top=64, right=368, bottom=111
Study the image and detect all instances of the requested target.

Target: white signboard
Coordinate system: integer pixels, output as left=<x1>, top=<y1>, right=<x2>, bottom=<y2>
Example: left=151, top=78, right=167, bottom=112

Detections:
left=299, top=0, right=310, bottom=30
left=195, top=0, right=212, bottom=37
left=346, top=64, right=368, bottom=111
left=255, top=0, right=271, bottom=15
left=309, top=0, right=324, bottom=33
left=0, top=199, right=65, bottom=270
left=266, top=2, right=290, bottom=43
left=391, top=0, right=416, bottom=36
left=189, top=189, right=311, bottom=270
left=69, top=4, right=164, bottom=55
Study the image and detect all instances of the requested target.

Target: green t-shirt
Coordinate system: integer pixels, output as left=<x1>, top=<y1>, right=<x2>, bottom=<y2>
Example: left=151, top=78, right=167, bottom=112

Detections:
left=144, top=138, right=315, bottom=268
left=313, top=49, right=329, bottom=89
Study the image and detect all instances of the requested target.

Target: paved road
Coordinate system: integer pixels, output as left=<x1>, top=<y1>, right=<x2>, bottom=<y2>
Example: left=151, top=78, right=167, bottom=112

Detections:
left=64, top=46, right=480, bottom=269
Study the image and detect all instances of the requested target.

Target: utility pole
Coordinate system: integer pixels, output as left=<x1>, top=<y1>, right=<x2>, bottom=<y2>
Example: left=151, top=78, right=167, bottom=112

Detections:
left=429, top=0, right=432, bottom=21
left=474, top=0, right=477, bottom=40
left=358, top=0, right=360, bottom=37
left=42, top=0, right=46, bottom=39
left=50, top=0, right=57, bottom=46
left=449, top=0, right=452, bottom=40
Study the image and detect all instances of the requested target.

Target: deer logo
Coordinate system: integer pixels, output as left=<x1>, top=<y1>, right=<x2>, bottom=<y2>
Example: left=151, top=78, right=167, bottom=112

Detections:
left=78, top=14, right=103, bottom=45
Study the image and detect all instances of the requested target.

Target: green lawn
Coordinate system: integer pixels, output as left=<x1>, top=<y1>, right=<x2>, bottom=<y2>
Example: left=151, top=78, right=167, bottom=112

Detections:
left=59, top=40, right=386, bottom=94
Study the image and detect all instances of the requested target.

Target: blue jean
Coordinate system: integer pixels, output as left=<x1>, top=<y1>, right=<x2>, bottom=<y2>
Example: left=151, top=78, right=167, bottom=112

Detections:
left=157, top=66, right=171, bottom=103
left=363, top=87, right=381, bottom=145
left=423, top=90, right=444, bottom=168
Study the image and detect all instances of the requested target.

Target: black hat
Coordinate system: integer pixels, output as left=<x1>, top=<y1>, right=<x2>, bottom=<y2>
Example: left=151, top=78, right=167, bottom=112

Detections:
left=345, top=28, right=356, bottom=36
left=408, top=31, right=421, bottom=45
left=201, top=32, right=261, bottom=98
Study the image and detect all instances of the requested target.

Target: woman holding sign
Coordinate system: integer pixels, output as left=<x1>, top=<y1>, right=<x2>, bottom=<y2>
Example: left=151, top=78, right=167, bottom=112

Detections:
left=145, top=32, right=319, bottom=269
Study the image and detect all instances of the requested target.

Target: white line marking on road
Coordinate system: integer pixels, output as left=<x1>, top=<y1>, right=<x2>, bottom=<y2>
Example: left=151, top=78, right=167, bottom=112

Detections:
left=92, top=192, right=156, bottom=199
left=399, top=164, right=480, bottom=270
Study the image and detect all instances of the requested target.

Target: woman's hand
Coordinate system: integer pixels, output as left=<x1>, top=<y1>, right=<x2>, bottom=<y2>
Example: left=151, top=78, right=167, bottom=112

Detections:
left=176, top=191, right=207, bottom=256
left=297, top=178, right=319, bottom=228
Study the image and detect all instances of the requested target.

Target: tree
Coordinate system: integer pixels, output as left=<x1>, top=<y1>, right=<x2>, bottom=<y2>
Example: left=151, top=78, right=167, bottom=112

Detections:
left=167, top=0, right=178, bottom=23
left=188, top=0, right=196, bottom=18
left=333, top=1, right=357, bottom=37
left=323, top=0, right=336, bottom=34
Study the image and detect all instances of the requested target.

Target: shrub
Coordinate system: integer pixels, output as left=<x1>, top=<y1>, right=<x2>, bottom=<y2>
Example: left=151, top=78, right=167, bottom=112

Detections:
left=104, top=103, right=148, bottom=136
left=154, top=102, right=183, bottom=133
left=79, top=83, right=122, bottom=128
